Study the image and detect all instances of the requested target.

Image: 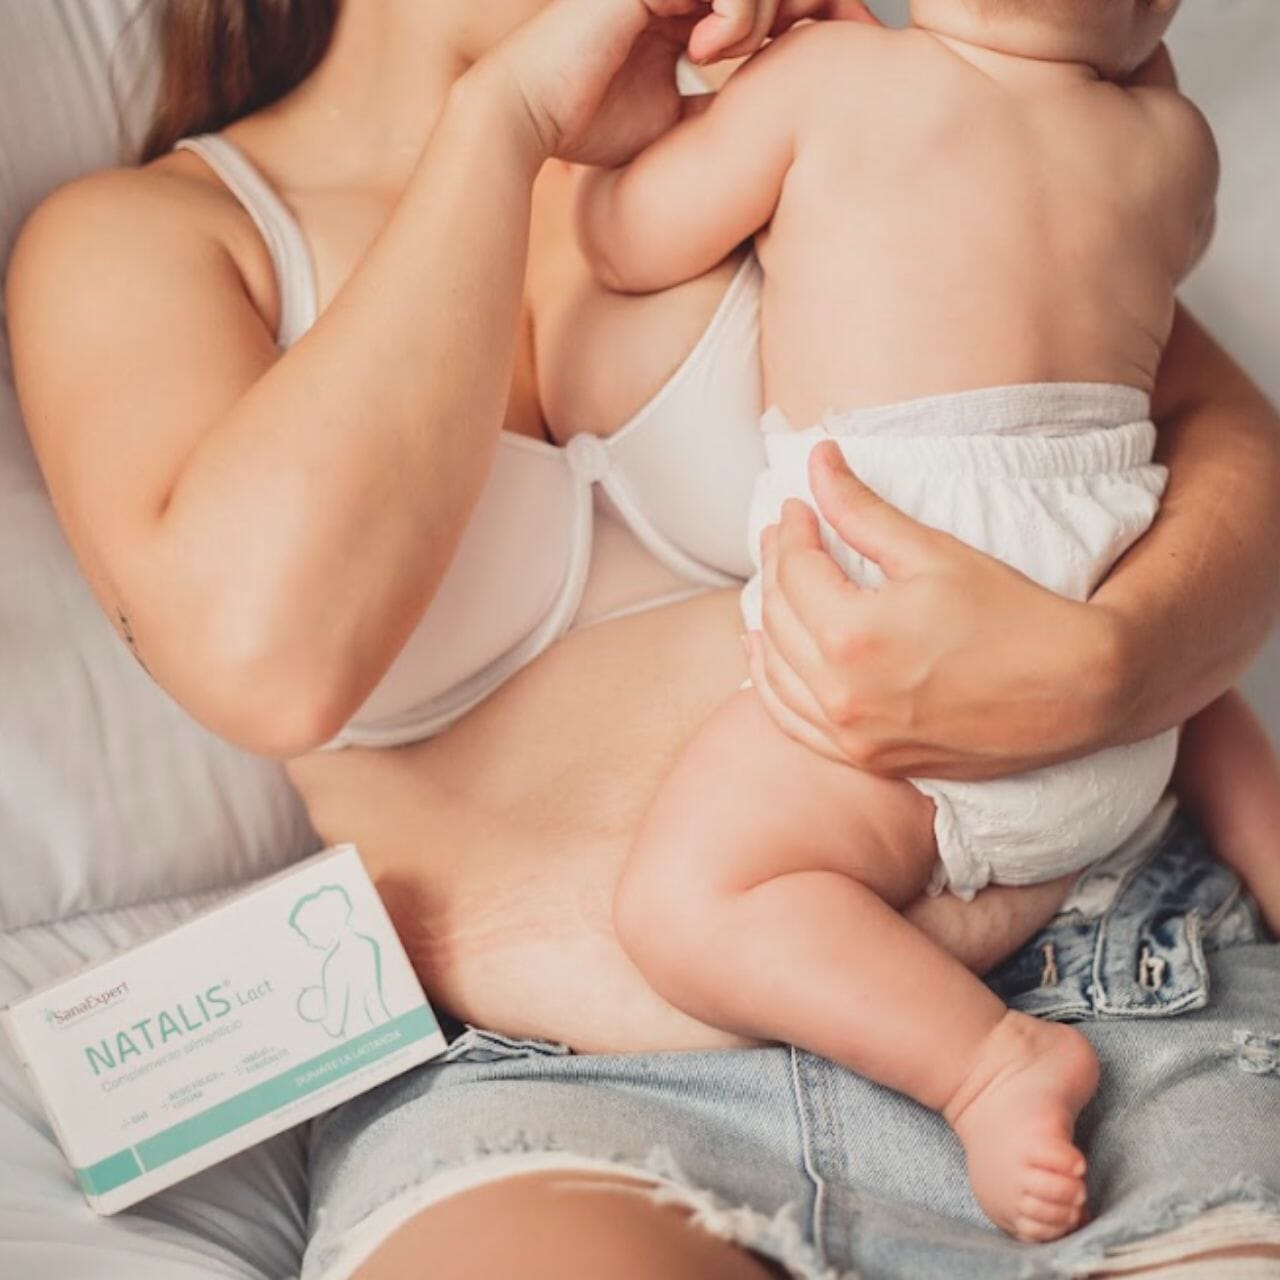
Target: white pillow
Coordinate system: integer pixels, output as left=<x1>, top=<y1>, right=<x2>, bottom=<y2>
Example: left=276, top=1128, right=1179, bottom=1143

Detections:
left=0, top=0, right=316, bottom=933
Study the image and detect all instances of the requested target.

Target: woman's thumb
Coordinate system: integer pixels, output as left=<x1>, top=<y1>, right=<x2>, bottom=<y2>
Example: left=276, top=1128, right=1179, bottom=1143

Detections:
left=809, top=441, right=930, bottom=579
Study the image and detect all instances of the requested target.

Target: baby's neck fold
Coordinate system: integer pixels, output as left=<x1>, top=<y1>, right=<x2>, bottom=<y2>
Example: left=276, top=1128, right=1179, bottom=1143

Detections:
left=922, top=29, right=1104, bottom=87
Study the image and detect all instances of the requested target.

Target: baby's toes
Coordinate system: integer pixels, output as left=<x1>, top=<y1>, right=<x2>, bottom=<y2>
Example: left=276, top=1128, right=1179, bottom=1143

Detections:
left=1017, top=1190, right=1080, bottom=1230
left=1024, top=1165, right=1088, bottom=1209
left=1028, top=1133, right=1087, bottom=1179
left=1013, top=1208, right=1081, bottom=1244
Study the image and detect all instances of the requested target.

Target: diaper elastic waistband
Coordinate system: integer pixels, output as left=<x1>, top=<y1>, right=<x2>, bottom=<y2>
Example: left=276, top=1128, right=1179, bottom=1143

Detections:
left=767, top=382, right=1152, bottom=439
left=762, top=383, right=1159, bottom=480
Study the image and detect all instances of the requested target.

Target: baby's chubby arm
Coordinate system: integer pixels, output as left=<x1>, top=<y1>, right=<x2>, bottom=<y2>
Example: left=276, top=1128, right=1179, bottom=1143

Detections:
left=1128, top=44, right=1219, bottom=279
left=577, top=25, right=838, bottom=294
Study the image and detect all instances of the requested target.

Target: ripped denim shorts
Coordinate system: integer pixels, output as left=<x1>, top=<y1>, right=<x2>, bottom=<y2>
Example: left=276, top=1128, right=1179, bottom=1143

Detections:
left=302, top=805, right=1280, bottom=1280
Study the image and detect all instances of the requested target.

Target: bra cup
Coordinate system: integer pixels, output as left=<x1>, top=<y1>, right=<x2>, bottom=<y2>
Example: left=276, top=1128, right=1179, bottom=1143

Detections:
left=343, top=438, right=580, bottom=729
left=604, top=255, right=766, bottom=583
left=344, top=256, right=769, bottom=743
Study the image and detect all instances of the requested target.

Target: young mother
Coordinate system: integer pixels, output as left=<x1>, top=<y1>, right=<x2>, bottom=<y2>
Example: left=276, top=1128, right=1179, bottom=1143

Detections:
left=9, top=0, right=1280, bottom=1275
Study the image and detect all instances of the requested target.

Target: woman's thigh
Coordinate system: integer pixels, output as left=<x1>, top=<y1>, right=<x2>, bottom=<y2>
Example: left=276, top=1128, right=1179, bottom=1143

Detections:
left=302, top=1026, right=834, bottom=1280
left=353, top=1172, right=785, bottom=1280
left=1101, top=1244, right=1280, bottom=1278
left=356, top=1188, right=1280, bottom=1280
left=304, top=954, right=1280, bottom=1280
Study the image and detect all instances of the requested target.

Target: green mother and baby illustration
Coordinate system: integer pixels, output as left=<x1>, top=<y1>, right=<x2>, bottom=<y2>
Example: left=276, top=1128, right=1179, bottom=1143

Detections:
left=289, top=886, right=392, bottom=1039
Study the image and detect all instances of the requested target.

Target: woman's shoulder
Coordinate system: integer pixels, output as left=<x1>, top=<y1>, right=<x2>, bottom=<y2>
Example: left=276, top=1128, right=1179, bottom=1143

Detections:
left=14, top=155, right=217, bottom=262
left=6, top=151, right=280, bottom=338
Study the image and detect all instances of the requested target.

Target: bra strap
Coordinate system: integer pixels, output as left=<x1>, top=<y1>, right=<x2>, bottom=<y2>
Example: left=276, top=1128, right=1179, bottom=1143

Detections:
left=175, top=134, right=318, bottom=347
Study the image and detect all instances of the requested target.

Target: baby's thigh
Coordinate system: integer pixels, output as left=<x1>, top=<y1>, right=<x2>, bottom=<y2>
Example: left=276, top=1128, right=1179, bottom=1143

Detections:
left=631, top=690, right=936, bottom=907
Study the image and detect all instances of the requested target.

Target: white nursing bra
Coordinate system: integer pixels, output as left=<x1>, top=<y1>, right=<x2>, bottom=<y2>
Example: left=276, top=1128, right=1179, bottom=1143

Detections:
left=176, top=134, right=766, bottom=748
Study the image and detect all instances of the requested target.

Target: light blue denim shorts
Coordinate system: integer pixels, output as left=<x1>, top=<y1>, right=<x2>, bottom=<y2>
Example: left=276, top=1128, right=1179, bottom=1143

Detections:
left=303, top=807, right=1280, bottom=1280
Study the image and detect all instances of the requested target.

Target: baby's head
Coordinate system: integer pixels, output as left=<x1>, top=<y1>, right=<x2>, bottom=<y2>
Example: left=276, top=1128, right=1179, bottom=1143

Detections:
left=911, top=0, right=1181, bottom=79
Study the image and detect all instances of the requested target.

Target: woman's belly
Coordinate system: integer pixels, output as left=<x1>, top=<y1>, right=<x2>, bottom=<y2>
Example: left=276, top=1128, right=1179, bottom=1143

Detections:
left=288, top=520, right=752, bottom=1053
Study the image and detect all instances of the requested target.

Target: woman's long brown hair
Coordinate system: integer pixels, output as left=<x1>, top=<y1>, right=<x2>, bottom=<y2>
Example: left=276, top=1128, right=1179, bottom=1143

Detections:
left=141, top=0, right=339, bottom=161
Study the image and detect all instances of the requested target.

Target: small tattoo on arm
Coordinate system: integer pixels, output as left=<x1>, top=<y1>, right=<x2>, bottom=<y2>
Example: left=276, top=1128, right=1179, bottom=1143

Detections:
left=116, top=607, right=150, bottom=676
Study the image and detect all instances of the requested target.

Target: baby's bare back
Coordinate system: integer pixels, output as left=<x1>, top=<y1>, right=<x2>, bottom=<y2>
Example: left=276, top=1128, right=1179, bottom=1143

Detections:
left=759, top=27, right=1216, bottom=423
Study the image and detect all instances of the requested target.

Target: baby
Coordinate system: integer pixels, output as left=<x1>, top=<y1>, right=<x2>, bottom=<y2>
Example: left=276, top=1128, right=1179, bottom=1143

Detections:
left=579, top=0, right=1280, bottom=1243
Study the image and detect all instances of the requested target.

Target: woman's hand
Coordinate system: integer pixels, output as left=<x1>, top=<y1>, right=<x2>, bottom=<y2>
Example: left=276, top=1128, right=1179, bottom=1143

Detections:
left=488, top=0, right=879, bottom=170
left=746, top=443, right=1128, bottom=781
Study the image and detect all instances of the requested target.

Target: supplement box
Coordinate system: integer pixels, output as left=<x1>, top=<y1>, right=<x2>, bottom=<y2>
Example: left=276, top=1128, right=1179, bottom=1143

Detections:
left=2, top=845, right=446, bottom=1213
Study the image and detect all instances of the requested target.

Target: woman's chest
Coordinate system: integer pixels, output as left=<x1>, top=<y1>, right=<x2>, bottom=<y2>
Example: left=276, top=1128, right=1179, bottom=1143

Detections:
left=528, top=164, right=757, bottom=445
left=296, top=165, right=765, bottom=573
left=293, top=164, right=755, bottom=446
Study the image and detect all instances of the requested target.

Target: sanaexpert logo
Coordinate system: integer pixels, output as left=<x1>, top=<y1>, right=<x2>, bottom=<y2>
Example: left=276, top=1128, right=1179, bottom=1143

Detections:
left=43, top=981, right=131, bottom=1029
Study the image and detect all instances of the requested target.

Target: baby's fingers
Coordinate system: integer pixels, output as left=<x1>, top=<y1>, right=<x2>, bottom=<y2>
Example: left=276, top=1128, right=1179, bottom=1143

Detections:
left=688, top=0, right=781, bottom=63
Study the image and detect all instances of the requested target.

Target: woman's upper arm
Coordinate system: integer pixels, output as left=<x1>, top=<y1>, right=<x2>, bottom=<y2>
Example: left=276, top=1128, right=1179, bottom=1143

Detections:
left=7, top=170, right=285, bottom=731
left=1095, top=306, right=1280, bottom=736
left=11, top=170, right=275, bottom=554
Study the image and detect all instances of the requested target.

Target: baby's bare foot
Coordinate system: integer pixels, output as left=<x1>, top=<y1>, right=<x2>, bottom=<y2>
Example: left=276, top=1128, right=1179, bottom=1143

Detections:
left=943, top=1011, right=1099, bottom=1242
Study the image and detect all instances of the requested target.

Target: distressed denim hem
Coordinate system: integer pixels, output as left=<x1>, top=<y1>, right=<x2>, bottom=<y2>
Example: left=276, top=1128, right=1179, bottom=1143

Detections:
left=306, top=1144, right=849, bottom=1280
left=1056, top=1177, right=1280, bottom=1277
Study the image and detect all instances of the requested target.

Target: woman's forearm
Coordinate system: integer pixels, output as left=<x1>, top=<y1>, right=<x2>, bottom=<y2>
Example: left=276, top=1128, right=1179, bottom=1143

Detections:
left=1090, top=307, right=1280, bottom=744
left=157, top=70, right=545, bottom=750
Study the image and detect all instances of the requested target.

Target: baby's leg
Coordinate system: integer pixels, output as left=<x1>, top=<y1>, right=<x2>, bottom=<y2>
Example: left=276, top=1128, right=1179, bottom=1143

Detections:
left=617, top=690, right=1097, bottom=1241
left=1176, top=690, right=1280, bottom=937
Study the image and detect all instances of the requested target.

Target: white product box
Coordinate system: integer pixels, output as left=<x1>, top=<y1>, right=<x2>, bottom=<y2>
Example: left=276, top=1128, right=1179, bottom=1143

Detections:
left=3, top=845, right=446, bottom=1214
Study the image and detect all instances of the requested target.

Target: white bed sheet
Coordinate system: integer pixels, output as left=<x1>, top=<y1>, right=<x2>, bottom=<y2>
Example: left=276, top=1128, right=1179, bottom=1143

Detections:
left=0, top=899, right=308, bottom=1280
